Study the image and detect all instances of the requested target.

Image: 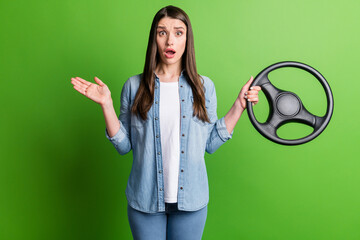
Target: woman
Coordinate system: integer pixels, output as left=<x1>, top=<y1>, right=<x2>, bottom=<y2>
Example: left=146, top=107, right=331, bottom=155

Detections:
left=71, top=5, right=261, bottom=240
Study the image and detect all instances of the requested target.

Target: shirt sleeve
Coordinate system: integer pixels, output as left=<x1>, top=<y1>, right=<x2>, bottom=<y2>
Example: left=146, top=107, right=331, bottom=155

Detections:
left=204, top=77, right=234, bottom=154
left=105, top=78, right=132, bottom=155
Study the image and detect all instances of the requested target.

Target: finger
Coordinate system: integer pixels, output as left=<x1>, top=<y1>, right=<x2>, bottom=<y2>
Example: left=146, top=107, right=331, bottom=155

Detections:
left=71, top=77, right=88, bottom=87
left=240, top=76, right=254, bottom=93
left=246, top=75, right=254, bottom=84
left=249, top=86, right=261, bottom=91
left=246, top=90, right=260, bottom=95
left=245, top=93, right=258, bottom=98
left=73, top=85, right=86, bottom=95
left=245, top=96, right=258, bottom=101
left=71, top=78, right=89, bottom=89
left=94, top=76, right=105, bottom=86
left=75, top=77, right=91, bottom=86
left=248, top=99, right=259, bottom=103
left=247, top=94, right=258, bottom=98
left=71, top=80, right=90, bottom=91
left=243, top=76, right=254, bottom=89
left=247, top=97, right=259, bottom=102
left=75, top=83, right=88, bottom=94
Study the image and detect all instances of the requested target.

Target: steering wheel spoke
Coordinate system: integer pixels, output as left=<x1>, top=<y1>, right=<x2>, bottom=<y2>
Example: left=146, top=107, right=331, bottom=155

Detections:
left=292, top=105, right=326, bottom=131
left=261, top=81, right=284, bottom=104
left=267, top=111, right=287, bottom=130
left=292, top=104, right=317, bottom=127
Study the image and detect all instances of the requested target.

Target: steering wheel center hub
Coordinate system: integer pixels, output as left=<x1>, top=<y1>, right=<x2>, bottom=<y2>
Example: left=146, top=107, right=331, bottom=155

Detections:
left=276, top=93, right=300, bottom=116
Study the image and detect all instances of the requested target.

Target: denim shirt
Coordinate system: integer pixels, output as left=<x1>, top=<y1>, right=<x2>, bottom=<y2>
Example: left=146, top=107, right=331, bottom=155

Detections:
left=105, top=70, right=234, bottom=213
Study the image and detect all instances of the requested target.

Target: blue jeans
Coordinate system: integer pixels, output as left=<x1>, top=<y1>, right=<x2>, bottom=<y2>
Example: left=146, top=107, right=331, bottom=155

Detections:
left=127, top=203, right=207, bottom=240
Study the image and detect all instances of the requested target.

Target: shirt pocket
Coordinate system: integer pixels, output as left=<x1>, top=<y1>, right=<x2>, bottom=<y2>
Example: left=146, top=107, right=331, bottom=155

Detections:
left=190, top=96, right=210, bottom=127
left=130, top=100, right=153, bottom=129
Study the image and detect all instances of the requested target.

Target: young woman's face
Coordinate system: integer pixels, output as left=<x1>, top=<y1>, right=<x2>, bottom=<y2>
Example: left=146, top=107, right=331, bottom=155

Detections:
left=156, top=17, right=187, bottom=66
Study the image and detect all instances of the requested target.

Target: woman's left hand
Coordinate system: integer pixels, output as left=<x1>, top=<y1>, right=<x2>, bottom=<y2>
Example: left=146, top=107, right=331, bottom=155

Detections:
left=237, top=76, right=262, bottom=110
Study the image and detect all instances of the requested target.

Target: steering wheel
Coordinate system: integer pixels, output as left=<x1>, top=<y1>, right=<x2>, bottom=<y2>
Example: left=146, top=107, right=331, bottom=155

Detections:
left=246, top=61, right=334, bottom=145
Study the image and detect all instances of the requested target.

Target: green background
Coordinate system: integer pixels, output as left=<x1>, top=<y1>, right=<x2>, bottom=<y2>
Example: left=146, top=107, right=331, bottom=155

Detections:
left=1, top=0, right=359, bottom=239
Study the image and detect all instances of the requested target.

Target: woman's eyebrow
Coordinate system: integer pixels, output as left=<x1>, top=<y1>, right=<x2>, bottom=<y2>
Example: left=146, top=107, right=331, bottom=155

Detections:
left=157, top=26, right=185, bottom=30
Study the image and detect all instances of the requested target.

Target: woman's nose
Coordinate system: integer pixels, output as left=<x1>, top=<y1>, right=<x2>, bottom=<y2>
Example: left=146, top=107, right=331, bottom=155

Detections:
left=166, top=34, right=174, bottom=45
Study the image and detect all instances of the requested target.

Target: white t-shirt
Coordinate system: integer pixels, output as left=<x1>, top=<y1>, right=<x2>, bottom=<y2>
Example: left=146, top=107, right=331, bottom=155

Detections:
left=159, top=81, right=180, bottom=203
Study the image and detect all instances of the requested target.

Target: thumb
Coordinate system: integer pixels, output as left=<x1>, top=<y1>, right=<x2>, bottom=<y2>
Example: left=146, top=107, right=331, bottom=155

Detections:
left=94, top=76, right=105, bottom=86
left=243, top=76, right=254, bottom=89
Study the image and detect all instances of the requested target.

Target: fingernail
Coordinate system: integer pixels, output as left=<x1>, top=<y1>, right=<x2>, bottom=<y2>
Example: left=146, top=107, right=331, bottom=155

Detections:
left=247, top=99, right=250, bottom=101
left=245, top=92, right=247, bottom=95
left=244, top=95, right=247, bottom=99
left=250, top=87, right=253, bottom=90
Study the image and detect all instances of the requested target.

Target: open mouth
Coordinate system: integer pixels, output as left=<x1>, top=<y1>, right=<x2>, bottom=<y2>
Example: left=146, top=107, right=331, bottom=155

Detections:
left=165, top=48, right=176, bottom=58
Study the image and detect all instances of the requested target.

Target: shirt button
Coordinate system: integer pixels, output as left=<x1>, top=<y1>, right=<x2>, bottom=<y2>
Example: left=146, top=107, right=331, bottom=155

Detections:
left=180, top=187, right=183, bottom=190
left=183, top=115, right=186, bottom=118
left=155, top=86, right=158, bottom=89
left=160, top=188, right=163, bottom=191
left=182, top=99, right=184, bottom=102
left=155, top=101, right=158, bottom=104
left=181, top=151, right=184, bottom=154
left=180, top=85, right=183, bottom=88
left=181, top=169, right=184, bottom=172
left=159, top=170, right=162, bottom=173
left=155, top=117, right=158, bottom=120
left=158, top=152, right=161, bottom=155
left=182, top=134, right=185, bottom=137
left=156, top=135, right=159, bottom=138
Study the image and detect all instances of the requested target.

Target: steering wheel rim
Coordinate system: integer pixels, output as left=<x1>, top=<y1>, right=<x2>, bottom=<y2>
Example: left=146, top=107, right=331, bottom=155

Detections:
left=247, top=61, right=334, bottom=145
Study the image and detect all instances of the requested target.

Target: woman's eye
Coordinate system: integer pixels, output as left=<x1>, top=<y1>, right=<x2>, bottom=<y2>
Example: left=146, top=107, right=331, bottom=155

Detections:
left=158, top=31, right=183, bottom=36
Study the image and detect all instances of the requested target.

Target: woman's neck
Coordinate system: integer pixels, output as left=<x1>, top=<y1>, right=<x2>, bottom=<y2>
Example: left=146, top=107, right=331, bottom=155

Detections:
left=155, top=62, right=183, bottom=79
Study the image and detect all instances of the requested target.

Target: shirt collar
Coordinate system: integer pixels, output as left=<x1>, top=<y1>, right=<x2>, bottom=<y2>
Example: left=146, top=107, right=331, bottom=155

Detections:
left=154, top=69, right=186, bottom=80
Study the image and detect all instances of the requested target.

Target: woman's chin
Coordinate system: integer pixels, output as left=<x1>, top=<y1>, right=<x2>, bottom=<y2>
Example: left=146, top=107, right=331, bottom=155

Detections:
left=160, top=57, right=181, bottom=65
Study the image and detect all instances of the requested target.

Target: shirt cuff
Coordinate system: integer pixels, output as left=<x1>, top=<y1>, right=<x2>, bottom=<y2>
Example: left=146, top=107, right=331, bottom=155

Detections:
left=105, top=120, right=126, bottom=143
left=216, top=116, right=234, bottom=141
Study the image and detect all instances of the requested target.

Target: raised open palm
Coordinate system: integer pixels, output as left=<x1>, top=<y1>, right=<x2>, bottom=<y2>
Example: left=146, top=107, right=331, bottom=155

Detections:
left=71, top=76, right=111, bottom=105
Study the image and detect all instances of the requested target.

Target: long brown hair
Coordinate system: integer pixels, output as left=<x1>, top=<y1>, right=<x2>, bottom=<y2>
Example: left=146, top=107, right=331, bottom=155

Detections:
left=131, top=5, right=210, bottom=123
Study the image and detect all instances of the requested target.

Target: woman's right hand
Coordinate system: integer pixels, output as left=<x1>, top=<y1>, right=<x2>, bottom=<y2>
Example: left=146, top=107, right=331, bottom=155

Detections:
left=71, top=76, right=112, bottom=106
